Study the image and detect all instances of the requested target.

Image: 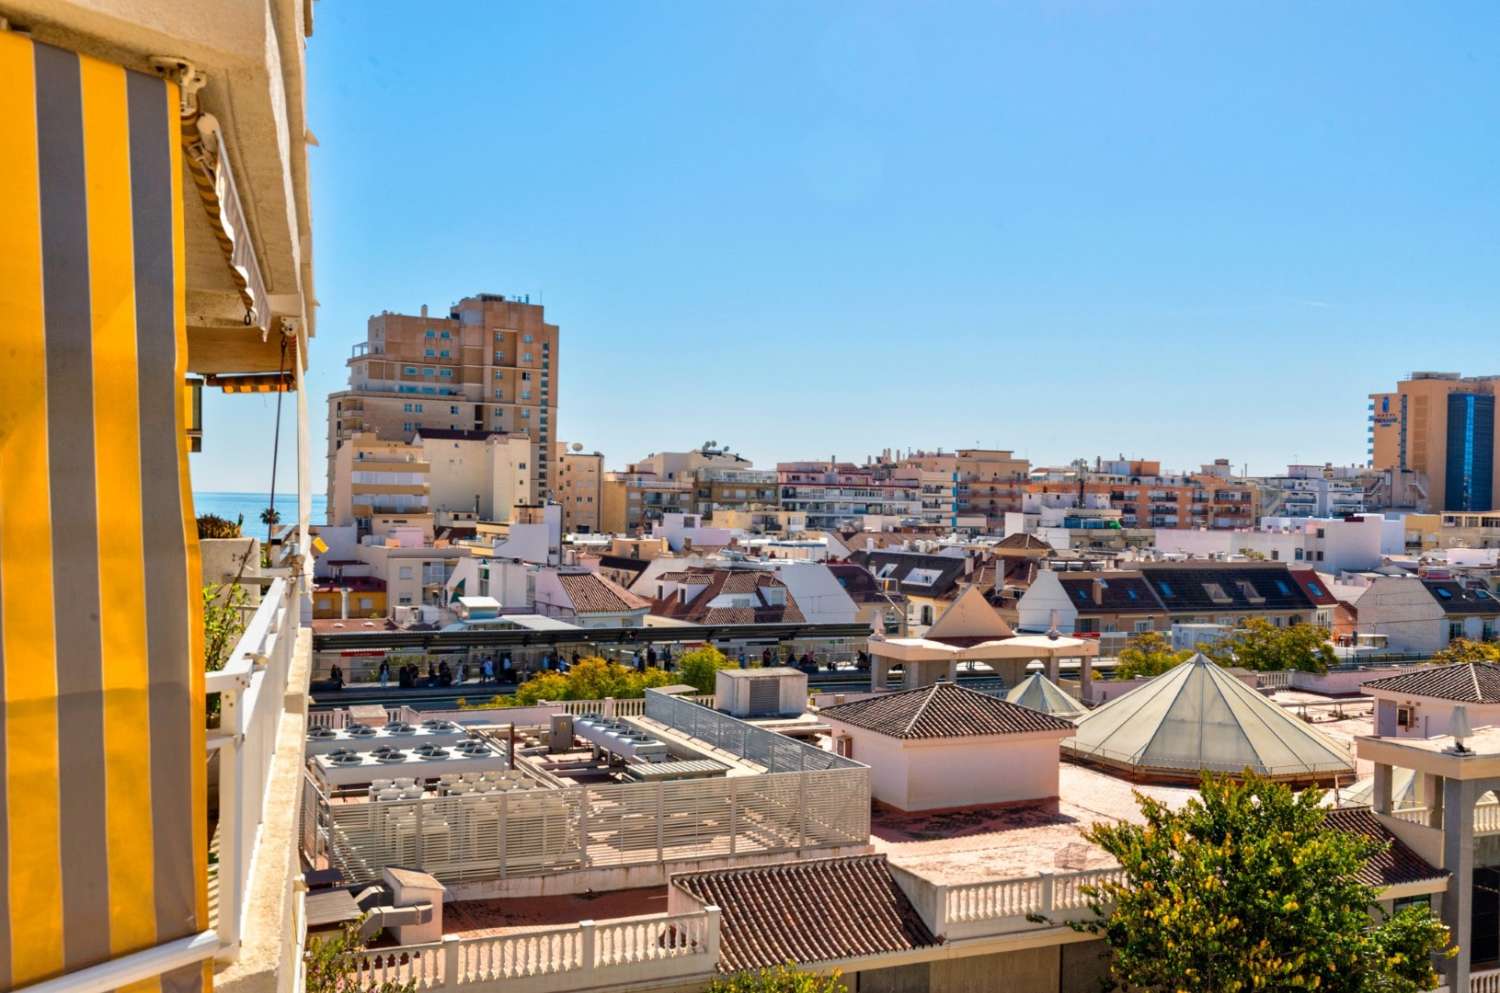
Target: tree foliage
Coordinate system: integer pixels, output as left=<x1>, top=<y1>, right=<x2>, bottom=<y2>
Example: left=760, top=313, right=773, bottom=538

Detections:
left=1116, top=630, right=1193, bottom=680
left=1205, top=618, right=1336, bottom=673
left=706, top=964, right=843, bottom=993
left=197, top=513, right=243, bottom=539
left=1073, top=773, right=1452, bottom=993
left=1431, top=639, right=1500, bottom=665
left=261, top=506, right=282, bottom=526
left=304, top=920, right=416, bottom=993
left=677, top=645, right=737, bottom=694
left=458, top=657, right=673, bottom=709
left=203, top=582, right=250, bottom=672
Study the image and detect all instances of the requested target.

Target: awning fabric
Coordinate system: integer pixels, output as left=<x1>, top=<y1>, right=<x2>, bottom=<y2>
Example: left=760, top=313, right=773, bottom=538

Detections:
left=0, top=33, right=207, bottom=993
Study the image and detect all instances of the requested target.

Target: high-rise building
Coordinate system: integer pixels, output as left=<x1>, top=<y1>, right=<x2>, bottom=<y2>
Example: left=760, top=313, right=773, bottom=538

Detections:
left=1370, top=372, right=1500, bottom=511
left=328, top=293, right=558, bottom=507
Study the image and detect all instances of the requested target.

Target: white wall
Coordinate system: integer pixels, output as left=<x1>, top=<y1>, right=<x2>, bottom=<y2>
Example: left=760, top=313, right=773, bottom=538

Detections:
left=1014, top=570, right=1077, bottom=633
left=769, top=561, right=858, bottom=624
left=1369, top=689, right=1500, bottom=738
left=1352, top=577, right=1445, bottom=654
left=829, top=722, right=1066, bottom=811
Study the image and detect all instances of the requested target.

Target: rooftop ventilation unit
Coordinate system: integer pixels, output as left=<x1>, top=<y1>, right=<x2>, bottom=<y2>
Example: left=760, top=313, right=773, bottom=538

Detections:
left=715, top=667, right=809, bottom=718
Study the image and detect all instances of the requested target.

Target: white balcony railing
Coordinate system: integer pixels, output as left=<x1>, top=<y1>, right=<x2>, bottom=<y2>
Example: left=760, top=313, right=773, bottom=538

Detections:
left=908, top=868, right=1128, bottom=940
left=346, top=909, right=720, bottom=992
left=207, top=576, right=301, bottom=955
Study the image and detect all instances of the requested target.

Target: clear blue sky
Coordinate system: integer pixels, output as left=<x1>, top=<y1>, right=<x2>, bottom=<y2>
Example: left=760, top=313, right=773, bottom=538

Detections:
left=191, top=1, right=1500, bottom=494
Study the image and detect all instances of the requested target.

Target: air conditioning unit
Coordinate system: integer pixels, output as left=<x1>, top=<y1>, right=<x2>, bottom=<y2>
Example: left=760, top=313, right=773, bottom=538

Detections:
left=715, top=667, right=809, bottom=718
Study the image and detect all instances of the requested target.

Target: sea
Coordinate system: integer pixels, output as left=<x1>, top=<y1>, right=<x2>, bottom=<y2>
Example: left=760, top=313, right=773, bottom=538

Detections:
left=194, top=491, right=328, bottom=529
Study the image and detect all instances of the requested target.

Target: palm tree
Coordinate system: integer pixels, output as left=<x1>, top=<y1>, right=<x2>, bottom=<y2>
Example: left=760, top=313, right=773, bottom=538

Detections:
left=260, top=506, right=281, bottom=527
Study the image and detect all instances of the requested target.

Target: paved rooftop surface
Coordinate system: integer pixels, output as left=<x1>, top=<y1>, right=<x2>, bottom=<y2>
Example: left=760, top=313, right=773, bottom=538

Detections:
left=871, top=764, right=1198, bottom=884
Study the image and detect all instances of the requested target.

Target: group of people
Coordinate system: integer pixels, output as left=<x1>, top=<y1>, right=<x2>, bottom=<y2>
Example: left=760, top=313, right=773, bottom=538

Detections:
left=331, top=641, right=870, bottom=692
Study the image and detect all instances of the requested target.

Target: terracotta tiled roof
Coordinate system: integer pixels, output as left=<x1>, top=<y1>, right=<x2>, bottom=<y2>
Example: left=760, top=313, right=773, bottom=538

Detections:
left=671, top=855, right=936, bottom=973
left=1288, top=569, right=1338, bottom=606
left=1362, top=662, right=1500, bottom=703
left=555, top=572, right=650, bottom=614
left=648, top=568, right=804, bottom=624
left=998, top=533, right=1051, bottom=550
left=1323, top=806, right=1446, bottom=888
left=820, top=681, right=1076, bottom=740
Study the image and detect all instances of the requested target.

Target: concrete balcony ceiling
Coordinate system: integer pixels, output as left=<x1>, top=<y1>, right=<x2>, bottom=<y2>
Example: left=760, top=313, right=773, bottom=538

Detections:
left=9, top=0, right=316, bottom=375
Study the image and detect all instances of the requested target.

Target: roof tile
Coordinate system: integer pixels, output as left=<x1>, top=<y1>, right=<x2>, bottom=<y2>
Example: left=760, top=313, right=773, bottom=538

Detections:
left=821, top=681, right=1076, bottom=739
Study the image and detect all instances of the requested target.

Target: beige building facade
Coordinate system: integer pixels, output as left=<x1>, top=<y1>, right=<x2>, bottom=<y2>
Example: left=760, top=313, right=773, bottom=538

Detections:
left=329, top=433, right=432, bottom=532
left=557, top=441, right=604, bottom=533
left=415, top=429, right=531, bottom=524
left=328, top=293, right=558, bottom=504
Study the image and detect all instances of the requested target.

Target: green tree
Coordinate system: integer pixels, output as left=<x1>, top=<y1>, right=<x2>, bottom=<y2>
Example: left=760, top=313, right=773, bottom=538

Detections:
left=1431, top=639, right=1500, bottom=665
left=203, top=582, right=250, bottom=672
left=706, top=964, right=843, bottom=993
left=261, top=506, right=282, bottom=526
left=466, top=658, right=676, bottom=709
left=1115, top=630, right=1192, bottom=680
left=1205, top=617, right=1335, bottom=673
left=1070, top=773, right=1452, bottom=993
left=304, top=920, right=416, bottom=993
left=677, top=645, right=736, bottom=694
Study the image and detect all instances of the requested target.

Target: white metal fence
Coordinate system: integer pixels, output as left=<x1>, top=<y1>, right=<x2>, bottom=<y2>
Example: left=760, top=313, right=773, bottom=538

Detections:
left=208, top=577, right=300, bottom=953
left=305, top=691, right=870, bottom=885
left=347, top=909, right=720, bottom=991
left=643, top=689, right=863, bottom=774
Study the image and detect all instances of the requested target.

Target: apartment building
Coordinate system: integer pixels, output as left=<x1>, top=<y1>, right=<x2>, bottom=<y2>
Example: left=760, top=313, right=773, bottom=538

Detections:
left=329, top=432, right=432, bottom=535
left=557, top=441, right=604, bottom=533
left=327, top=293, right=559, bottom=504
left=898, top=448, right=1031, bottom=529
left=1026, top=457, right=1257, bottom=529
left=778, top=460, right=922, bottom=531
left=1256, top=464, right=1368, bottom=518
left=1370, top=371, right=1500, bottom=511
left=0, top=4, right=318, bottom=992
left=695, top=466, right=778, bottom=517
left=415, top=429, right=531, bottom=525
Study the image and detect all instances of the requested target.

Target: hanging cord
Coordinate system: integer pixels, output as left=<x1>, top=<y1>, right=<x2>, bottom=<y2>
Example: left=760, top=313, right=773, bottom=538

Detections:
left=265, top=333, right=289, bottom=558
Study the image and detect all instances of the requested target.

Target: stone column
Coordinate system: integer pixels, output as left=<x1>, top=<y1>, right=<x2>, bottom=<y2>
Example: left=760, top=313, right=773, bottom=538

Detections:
left=1422, top=772, right=1444, bottom=829
left=1045, top=653, right=1060, bottom=683
left=1442, top=777, right=1477, bottom=993
left=1079, top=655, right=1094, bottom=705
left=1372, top=762, right=1393, bottom=815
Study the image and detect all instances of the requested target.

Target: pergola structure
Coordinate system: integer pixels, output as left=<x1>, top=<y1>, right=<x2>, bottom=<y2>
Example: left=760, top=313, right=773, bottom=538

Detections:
left=867, top=633, right=1099, bottom=697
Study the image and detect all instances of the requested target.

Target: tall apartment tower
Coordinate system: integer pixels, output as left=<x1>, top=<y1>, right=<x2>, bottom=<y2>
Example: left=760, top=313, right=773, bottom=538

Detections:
left=328, top=293, right=559, bottom=507
left=1369, top=372, right=1499, bottom=512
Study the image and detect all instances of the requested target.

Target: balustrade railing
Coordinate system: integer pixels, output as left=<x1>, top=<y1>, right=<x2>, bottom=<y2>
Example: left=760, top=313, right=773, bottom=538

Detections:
left=347, top=910, right=720, bottom=991
left=942, top=868, right=1126, bottom=928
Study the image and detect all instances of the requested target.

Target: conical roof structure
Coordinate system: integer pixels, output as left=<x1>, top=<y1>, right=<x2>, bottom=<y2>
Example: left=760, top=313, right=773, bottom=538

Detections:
left=1061, top=654, right=1354, bottom=784
left=1005, top=673, right=1087, bottom=720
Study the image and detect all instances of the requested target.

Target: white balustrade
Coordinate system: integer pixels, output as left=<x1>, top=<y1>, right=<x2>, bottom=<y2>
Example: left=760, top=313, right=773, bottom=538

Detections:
left=208, top=577, right=302, bottom=955
left=352, top=909, right=720, bottom=991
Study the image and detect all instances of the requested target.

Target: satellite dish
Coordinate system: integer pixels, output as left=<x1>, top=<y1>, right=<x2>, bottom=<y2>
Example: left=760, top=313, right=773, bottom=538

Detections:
left=571, top=442, right=583, bottom=452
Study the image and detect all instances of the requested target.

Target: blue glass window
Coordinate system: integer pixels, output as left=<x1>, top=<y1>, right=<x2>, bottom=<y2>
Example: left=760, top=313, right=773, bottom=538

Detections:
left=1275, top=580, right=1291, bottom=596
left=1157, top=581, right=1174, bottom=597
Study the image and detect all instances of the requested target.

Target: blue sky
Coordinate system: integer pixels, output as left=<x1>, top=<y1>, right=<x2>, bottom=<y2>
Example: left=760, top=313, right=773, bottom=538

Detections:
left=190, top=1, right=1500, bottom=494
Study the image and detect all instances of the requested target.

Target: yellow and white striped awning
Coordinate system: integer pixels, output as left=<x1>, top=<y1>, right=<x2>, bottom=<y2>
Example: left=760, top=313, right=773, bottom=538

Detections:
left=0, top=31, right=208, bottom=993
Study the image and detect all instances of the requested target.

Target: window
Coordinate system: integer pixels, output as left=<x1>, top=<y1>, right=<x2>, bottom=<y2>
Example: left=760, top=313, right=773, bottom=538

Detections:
left=398, top=566, right=414, bottom=580
left=440, top=330, right=450, bottom=339
left=403, top=365, right=417, bottom=375
left=1134, top=619, right=1153, bottom=633
left=1397, top=705, right=1415, bottom=729
left=425, top=329, right=435, bottom=338
left=439, top=350, right=450, bottom=358
left=423, top=367, right=435, bottom=376
left=403, top=403, right=412, bottom=412
left=1274, top=579, right=1292, bottom=596
left=523, top=334, right=533, bottom=343
left=440, top=369, right=453, bottom=378
left=1156, top=580, right=1174, bottom=597
left=450, top=405, right=459, bottom=415
left=425, top=348, right=435, bottom=357
left=415, top=403, right=423, bottom=412
left=521, top=409, right=531, bottom=419
left=521, top=371, right=532, bottom=381
left=523, top=352, right=533, bottom=363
